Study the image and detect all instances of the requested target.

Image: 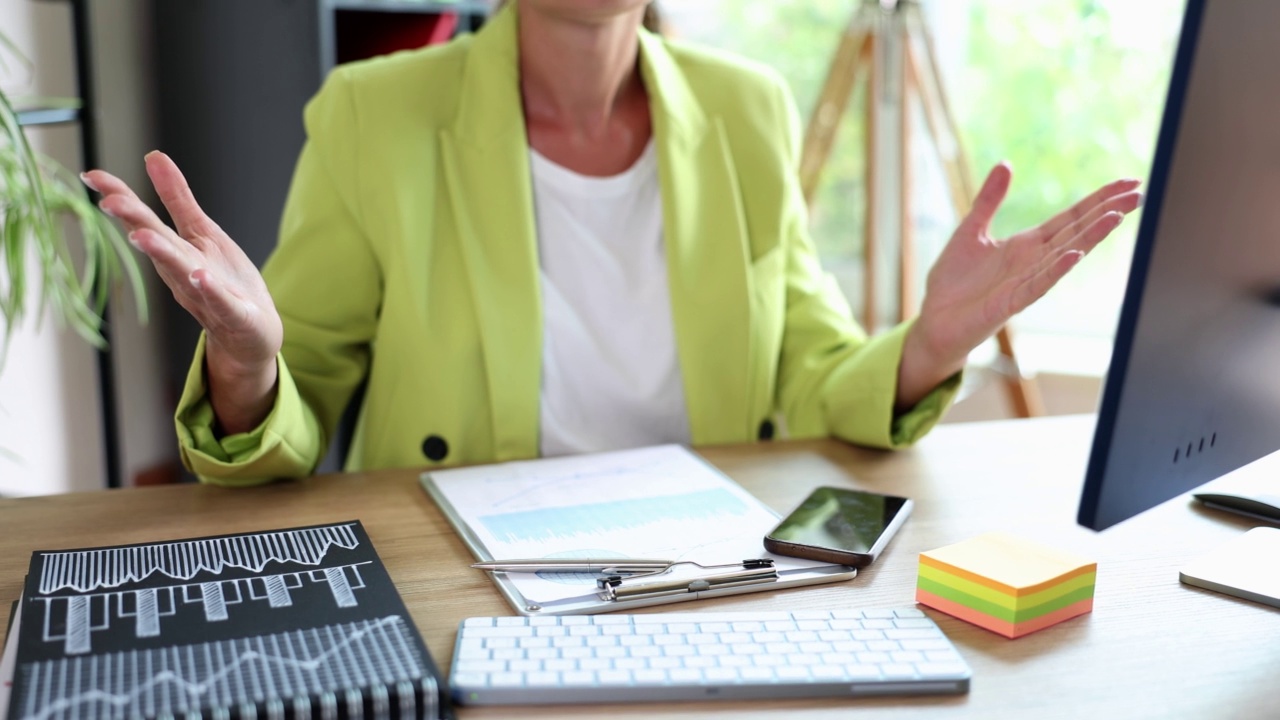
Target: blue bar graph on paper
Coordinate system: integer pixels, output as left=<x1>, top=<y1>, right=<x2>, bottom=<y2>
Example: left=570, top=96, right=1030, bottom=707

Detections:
left=478, top=489, right=750, bottom=544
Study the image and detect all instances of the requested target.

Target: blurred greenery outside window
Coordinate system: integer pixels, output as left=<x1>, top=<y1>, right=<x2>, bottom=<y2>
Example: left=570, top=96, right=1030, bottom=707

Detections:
left=666, top=0, right=1184, bottom=374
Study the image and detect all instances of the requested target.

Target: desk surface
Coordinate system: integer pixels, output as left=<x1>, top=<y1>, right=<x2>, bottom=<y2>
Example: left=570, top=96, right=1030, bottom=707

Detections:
left=2, top=415, right=1276, bottom=719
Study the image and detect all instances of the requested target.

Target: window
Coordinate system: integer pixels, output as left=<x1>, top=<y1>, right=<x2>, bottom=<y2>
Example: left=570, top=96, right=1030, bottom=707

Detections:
left=666, top=0, right=1185, bottom=370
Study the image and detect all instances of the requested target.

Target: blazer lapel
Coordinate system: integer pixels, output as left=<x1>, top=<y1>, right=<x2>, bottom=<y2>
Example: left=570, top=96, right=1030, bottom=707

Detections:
left=441, top=5, right=542, bottom=461
left=639, top=32, right=755, bottom=445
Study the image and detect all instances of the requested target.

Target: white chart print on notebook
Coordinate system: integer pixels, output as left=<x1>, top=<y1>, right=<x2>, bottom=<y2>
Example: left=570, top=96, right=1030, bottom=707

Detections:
left=5, top=521, right=448, bottom=720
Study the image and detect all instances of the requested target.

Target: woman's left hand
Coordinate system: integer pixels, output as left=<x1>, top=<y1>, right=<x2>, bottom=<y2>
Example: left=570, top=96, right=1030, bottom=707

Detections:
left=896, top=163, right=1143, bottom=409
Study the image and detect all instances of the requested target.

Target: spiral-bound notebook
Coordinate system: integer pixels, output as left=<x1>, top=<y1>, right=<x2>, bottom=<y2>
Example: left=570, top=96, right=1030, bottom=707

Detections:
left=1, top=521, right=451, bottom=720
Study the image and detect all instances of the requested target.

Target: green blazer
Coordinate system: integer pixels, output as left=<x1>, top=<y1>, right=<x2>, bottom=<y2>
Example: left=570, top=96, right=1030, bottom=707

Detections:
left=175, top=5, right=959, bottom=485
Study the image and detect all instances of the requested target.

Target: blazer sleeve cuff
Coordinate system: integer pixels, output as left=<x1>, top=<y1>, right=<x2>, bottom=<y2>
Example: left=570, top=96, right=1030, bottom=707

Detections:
left=174, top=333, right=321, bottom=486
left=822, top=320, right=961, bottom=449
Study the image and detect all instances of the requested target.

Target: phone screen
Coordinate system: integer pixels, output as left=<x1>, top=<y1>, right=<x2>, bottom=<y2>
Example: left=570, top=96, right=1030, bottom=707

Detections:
left=768, top=487, right=910, bottom=553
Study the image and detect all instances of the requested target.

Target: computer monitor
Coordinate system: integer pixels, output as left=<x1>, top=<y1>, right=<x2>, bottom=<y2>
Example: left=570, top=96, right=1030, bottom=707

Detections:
left=1077, top=0, right=1280, bottom=531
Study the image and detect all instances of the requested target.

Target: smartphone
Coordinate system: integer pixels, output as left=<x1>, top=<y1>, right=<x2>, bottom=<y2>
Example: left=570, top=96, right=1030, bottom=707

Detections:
left=764, top=486, right=913, bottom=567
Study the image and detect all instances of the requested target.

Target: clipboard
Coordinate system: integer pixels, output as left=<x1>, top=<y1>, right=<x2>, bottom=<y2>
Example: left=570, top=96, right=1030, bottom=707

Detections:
left=419, top=445, right=857, bottom=615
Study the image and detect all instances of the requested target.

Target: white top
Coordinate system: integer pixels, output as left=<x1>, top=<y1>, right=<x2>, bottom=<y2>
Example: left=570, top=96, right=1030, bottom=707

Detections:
left=530, top=140, right=692, bottom=457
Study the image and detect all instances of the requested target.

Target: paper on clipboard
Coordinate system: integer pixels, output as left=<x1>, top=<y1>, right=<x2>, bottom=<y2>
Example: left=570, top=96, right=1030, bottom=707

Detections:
left=420, top=445, right=856, bottom=615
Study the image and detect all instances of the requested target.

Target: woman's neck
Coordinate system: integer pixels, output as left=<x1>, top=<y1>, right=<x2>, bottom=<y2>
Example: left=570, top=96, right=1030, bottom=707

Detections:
left=516, top=3, right=651, bottom=174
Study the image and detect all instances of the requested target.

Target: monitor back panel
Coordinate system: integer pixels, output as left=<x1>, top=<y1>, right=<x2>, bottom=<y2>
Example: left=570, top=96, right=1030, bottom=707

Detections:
left=1080, top=0, right=1280, bottom=530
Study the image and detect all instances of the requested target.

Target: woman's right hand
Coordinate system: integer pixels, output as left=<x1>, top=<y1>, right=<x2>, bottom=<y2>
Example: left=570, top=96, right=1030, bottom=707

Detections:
left=83, top=151, right=283, bottom=435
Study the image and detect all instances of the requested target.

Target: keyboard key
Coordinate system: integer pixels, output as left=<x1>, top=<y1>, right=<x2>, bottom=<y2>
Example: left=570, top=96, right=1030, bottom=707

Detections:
left=916, top=662, right=970, bottom=677
left=881, top=663, right=918, bottom=680
left=457, top=638, right=486, bottom=654
left=470, top=627, right=532, bottom=638
left=811, top=665, right=846, bottom=680
left=489, top=672, right=524, bottom=687
left=793, top=610, right=833, bottom=620
left=886, top=628, right=943, bottom=640
left=457, top=660, right=505, bottom=674
left=740, top=667, right=774, bottom=681
left=591, top=615, right=629, bottom=625
left=527, top=672, right=560, bottom=686
left=634, top=669, right=668, bottom=684
left=705, top=667, right=740, bottom=682
left=452, top=609, right=971, bottom=704
left=597, top=670, right=631, bottom=684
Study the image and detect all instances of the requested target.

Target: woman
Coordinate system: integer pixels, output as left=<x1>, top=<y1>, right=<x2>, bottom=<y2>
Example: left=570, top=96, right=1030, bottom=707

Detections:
left=84, top=0, right=1140, bottom=485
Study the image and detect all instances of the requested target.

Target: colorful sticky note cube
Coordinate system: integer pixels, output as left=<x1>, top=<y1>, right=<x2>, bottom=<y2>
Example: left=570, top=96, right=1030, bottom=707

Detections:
left=916, top=532, right=1096, bottom=638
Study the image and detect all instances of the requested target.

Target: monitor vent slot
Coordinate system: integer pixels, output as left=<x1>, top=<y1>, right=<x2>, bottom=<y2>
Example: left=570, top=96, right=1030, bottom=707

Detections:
left=1172, top=432, right=1217, bottom=464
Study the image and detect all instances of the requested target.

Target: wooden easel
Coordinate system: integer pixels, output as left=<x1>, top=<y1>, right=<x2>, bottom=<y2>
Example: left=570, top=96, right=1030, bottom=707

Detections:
left=799, top=0, right=1044, bottom=418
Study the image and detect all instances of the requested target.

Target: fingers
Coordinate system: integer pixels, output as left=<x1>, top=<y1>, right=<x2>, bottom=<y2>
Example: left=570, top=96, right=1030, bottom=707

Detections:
left=1036, top=178, right=1143, bottom=243
left=1037, top=189, right=1140, bottom=255
left=1012, top=211, right=1125, bottom=312
left=99, top=191, right=183, bottom=244
left=145, top=151, right=222, bottom=240
left=133, top=229, right=249, bottom=333
left=81, top=169, right=151, bottom=234
left=128, top=227, right=200, bottom=294
left=963, top=162, right=1013, bottom=235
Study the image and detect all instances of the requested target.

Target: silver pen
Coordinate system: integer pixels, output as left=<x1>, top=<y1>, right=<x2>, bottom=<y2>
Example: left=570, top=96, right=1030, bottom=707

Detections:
left=471, top=558, right=673, bottom=573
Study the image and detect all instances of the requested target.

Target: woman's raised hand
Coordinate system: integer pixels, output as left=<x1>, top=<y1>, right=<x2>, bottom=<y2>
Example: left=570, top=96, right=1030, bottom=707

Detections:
left=83, top=151, right=283, bottom=434
left=897, top=163, right=1143, bottom=409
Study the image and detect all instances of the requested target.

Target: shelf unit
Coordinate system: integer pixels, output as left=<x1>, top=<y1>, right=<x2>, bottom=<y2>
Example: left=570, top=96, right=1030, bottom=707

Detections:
left=18, top=0, right=124, bottom=489
left=322, top=0, right=490, bottom=72
left=152, top=0, right=490, bottom=478
left=14, top=103, right=80, bottom=127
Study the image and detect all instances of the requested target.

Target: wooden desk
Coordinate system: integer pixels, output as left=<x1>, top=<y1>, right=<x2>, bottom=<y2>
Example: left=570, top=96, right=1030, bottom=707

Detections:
left=2, top=416, right=1276, bottom=718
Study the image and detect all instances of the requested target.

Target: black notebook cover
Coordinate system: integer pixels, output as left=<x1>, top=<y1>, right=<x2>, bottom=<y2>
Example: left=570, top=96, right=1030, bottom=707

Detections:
left=6, top=521, right=451, bottom=720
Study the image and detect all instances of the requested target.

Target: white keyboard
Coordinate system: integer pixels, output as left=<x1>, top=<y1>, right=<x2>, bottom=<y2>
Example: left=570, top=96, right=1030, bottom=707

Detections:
left=450, top=607, right=970, bottom=704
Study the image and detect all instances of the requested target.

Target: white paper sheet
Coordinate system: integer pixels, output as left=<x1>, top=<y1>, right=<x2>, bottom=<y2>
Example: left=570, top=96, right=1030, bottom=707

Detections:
left=0, top=597, right=21, bottom=720
left=426, top=445, right=830, bottom=603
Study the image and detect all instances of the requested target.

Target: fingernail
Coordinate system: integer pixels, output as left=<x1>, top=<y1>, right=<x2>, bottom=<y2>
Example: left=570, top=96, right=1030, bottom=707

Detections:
left=126, top=230, right=142, bottom=246
left=99, top=203, right=117, bottom=218
left=190, top=274, right=202, bottom=290
left=79, top=172, right=100, bottom=192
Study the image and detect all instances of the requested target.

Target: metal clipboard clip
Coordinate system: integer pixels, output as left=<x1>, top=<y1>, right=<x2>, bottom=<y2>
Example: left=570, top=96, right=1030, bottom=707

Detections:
left=596, top=559, right=778, bottom=602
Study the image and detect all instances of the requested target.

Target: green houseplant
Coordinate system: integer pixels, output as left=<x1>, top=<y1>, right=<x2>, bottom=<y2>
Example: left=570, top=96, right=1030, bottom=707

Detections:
left=0, top=69, right=146, bottom=370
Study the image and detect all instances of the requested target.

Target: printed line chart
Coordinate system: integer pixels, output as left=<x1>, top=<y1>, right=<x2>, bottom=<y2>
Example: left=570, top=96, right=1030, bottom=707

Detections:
left=15, top=616, right=429, bottom=720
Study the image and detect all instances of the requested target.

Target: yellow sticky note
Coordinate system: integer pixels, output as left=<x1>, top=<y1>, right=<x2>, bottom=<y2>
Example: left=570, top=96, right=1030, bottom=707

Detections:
left=919, top=532, right=1096, bottom=596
